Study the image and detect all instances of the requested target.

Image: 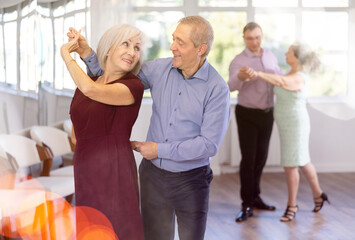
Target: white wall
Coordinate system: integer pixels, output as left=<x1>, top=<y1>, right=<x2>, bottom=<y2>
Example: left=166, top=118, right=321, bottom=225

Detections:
left=1, top=91, right=354, bottom=174
left=130, top=101, right=355, bottom=174
left=0, top=90, right=38, bottom=133
left=0, top=87, right=72, bottom=134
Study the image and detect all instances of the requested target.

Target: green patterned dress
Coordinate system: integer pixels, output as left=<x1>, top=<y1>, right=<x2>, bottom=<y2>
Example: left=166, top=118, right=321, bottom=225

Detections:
left=274, top=72, right=311, bottom=167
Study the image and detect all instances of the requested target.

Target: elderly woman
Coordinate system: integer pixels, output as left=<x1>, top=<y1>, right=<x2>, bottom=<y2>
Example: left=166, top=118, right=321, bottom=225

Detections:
left=61, top=24, right=145, bottom=239
left=241, top=42, right=329, bottom=222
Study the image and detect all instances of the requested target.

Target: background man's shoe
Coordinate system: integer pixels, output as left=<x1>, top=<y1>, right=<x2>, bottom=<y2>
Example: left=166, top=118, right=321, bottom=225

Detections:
left=254, top=197, right=276, bottom=211
left=235, top=207, right=253, bottom=222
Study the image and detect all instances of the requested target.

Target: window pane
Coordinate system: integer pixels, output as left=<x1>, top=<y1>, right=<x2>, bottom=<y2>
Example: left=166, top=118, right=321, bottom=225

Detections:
left=302, top=11, right=348, bottom=97
left=75, top=0, right=87, bottom=10
left=75, top=12, right=86, bottom=30
left=54, top=18, right=64, bottom=90
left=200, top=11, right=247, bottom=83
left=4, top=22, right=17, bottom=86
left=302, top=0, right=348, bottom=7
left=66, top=0, right=75, bottom=12
left=53, top=4, right=65, bottom=17
left=302, top=12, right=348, bottom=51
left=255, top=13, right=296, bottom=71
left=29, top=0, right=36, bottom=12
left=63, top=16, right=75, bottom=89
left=0, top=25, right=4, bottom=83
left=37, top=4, right=51, bottom=17
left=69, top=12, right=88, bottom=90
left=135, top=0, right=183, bottom=7
left=21, top=0, right=30, bottom=16
left=20, top=17, right=29, bottom=91
left=3, top=6, right=17, bottom=21
left=309, top=54, right=347, bottom=97
left=253, top=0, right=297, bottom=7
left=135, top=11, right=184, bottom=61
left=199, top=0, right=247, bottom=7
left=20, top=16, right=36, bottom=91
left=28, top=16, right=36, bottom=91
left=38, top=17, right=54, bottom=86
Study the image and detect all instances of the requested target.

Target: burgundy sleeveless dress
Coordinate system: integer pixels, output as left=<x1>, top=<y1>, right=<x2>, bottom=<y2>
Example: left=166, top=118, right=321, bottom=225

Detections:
left=70, top=73, right=144, bottom=240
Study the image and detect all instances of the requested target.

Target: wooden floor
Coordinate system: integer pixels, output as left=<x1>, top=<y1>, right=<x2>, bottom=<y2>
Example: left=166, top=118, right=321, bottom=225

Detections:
left=201, top=172, right=355, bottom=240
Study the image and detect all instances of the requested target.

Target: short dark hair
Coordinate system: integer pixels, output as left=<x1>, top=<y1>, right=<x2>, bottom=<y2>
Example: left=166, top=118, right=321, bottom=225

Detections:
left=243, top=22, right=262, bottom=34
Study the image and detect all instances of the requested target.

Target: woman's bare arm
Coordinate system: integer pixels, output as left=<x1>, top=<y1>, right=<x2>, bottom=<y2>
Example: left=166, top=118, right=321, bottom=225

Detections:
left=61, top=31, right=134, bottom=106
left=256, top=71, right=305, bottom=92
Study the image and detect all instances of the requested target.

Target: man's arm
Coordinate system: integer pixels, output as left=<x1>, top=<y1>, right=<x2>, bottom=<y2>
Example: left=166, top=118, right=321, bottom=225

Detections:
left=228, top=58, right=245, bottom=92
left=82, top=50, right=104, bottom=78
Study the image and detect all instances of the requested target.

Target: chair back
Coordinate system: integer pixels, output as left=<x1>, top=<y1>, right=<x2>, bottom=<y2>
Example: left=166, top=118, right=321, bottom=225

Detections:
left=0, top=145, right=12, bottom=170
left=0, top=134, right=41, bottom=168
left=12, top=127, right=32, bottom=138
left=30, top=126, right=72, bottom=157
left=63, top=119, right=72, bottom=136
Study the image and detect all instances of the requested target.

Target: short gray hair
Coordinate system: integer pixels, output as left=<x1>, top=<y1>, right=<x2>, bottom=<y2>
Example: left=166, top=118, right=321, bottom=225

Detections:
left=178, top=16, right=214, bottom=58
left=97, top=24, right=145, bottom=75
left=292, top=42, right=321, bottom=73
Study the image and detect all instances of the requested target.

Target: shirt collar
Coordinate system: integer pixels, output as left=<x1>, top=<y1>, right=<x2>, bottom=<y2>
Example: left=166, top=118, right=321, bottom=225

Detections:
left=244, top=47, right=264, bottom=58
left=172, top=58, right=210, bottom=82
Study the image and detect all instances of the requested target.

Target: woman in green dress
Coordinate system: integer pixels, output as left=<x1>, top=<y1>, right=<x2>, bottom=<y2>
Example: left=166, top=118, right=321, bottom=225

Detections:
left=240, top=42, right=329, bottom=222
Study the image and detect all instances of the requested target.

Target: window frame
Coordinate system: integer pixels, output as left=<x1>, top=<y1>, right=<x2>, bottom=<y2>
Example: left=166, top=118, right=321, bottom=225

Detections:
left=0, top=0, right=36, bottom=94
left=134, top=0, right=355, bottom=100
left=38, top=0, right=90, bottom=91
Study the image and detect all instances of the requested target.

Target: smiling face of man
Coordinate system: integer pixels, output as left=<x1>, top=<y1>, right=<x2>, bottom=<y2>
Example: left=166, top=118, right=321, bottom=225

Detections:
left=170, top=23, right=204, bottom=77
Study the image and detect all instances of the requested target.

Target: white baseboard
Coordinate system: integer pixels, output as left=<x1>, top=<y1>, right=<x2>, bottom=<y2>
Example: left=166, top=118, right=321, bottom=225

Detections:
left=219, top=164, right=355, bottom=174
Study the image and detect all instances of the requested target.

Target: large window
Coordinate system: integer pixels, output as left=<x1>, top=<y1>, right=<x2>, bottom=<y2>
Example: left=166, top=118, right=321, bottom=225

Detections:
left=0, top=0, right=36, bottom=91
left=0, top=0, right=90, bottom=93
left=38, top=0, right=90, bottom=90
left=135, top=0, right=354, bottom=98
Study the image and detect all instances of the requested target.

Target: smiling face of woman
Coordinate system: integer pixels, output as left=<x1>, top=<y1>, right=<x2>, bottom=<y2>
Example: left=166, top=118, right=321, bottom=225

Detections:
left=107, top=35, right=141, bottom=74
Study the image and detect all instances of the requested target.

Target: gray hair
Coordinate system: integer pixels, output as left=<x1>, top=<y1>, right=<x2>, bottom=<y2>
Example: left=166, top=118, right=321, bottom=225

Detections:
left=97, top=24, right=145, bottom=75
left=243, top=22, right=262, bottom=35
left=292, top=42, right=321, bottom=73
left=178, top=16, right=214, bottom=58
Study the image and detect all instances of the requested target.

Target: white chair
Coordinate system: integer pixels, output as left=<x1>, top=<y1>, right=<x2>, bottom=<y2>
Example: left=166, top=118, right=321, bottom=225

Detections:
left=30, top=126, right=74, bottom=177
left=0, top=134, right=74, bottom=198
left=0, top=145, right=16, bottom=189
left=63, top=119, right=73, bottom=137
left=0, top=144, right=12, bottom=170
left=12, top=127, right=32, bottom=138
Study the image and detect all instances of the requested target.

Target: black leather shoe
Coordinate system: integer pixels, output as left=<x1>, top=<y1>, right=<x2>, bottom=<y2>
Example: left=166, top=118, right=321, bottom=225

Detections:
left=254, top=197, right=276, bottom=211
left=235, top=207, right=253, bottom=222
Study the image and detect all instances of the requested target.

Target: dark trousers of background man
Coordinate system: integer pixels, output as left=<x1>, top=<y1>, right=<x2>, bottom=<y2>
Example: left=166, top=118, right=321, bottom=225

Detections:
left=235, top=104, right=274, bottom=208
left=139, top=158, right=213, bottom=240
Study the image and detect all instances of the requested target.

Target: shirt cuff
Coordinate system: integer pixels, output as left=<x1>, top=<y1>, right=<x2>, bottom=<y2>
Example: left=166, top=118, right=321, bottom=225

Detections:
left=157, top=143, right=170, bottom=159
left=82, top=48, right=96, bottom=63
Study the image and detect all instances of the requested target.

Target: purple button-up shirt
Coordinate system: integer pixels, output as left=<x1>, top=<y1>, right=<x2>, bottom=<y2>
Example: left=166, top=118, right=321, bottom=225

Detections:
left=83, top=51, right=230, bottom=172
left=228, top=48, right=283, bottom=109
